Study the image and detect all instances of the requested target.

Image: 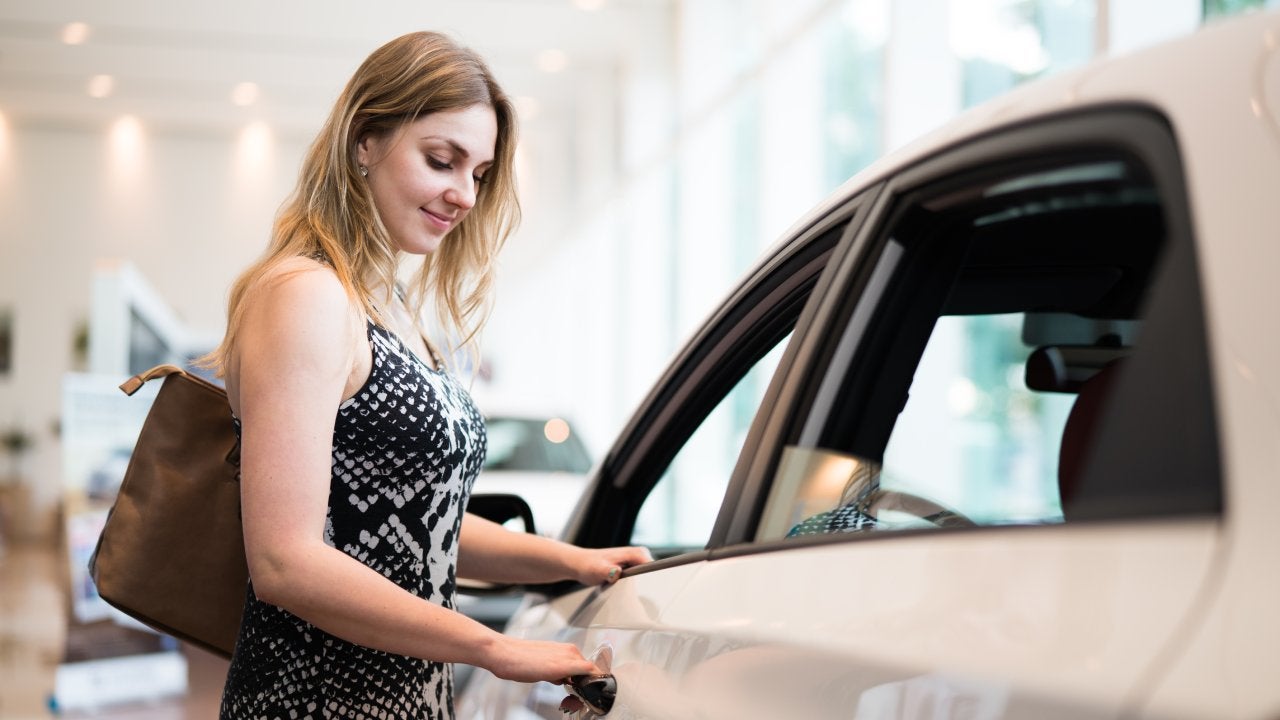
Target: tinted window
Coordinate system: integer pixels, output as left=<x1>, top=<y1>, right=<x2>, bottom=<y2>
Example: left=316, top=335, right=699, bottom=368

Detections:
left=634, top=336, right=789, bottom=548
left=757, top=119, right=1219, bottom=541
left=572, top=209, right=860, bottom=553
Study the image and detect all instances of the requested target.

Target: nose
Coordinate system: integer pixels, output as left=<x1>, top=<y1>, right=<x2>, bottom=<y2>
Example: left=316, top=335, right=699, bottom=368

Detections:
left=445, top=176, right=477, bottom=211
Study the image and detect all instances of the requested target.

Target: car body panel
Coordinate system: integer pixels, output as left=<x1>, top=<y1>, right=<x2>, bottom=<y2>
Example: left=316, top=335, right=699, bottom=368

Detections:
left=1121, top=19, right=1280, bottom=718
left=458, top=562, right=708, bottom=719
left=668, top=522, right=1220, bottom=718
left=1137, top=376, right=1280, bottom=719
left=463, top=521, right=1221, bottom=719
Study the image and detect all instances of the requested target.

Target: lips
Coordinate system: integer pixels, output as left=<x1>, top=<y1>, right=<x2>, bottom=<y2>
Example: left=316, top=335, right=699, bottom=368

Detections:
left=421, top=207, right=455, bottom=231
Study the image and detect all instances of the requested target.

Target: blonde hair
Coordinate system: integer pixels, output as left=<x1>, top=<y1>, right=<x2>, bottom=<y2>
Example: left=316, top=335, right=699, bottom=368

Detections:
left=203, top=31, right=519, bottom=374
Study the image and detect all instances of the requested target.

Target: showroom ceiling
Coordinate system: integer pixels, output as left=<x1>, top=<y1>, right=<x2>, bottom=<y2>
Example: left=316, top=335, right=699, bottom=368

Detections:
left=0, top=0, right=672, bottom=138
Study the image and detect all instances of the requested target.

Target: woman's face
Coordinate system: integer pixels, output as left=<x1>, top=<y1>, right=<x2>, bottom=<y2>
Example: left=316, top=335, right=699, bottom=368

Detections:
left=357, top=104, right=498, bottom=255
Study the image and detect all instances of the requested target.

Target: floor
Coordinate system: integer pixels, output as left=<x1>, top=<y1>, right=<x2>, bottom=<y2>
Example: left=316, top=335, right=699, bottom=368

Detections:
left=0, top=541, right=224, bottom=719
left=0, top=539, right=509, bottom=719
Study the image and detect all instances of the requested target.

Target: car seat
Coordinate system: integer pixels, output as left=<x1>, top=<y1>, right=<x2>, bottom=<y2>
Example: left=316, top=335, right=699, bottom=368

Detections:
left=1058, top=360, right=1124, bottom=516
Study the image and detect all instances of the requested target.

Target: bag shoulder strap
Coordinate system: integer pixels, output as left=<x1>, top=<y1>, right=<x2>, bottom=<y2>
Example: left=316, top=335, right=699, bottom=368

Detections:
left=119, top=364, right=226, bottom=398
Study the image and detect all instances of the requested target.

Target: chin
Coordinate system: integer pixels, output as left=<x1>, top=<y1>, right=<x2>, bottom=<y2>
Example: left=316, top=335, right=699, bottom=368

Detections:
left=394, top=234, right=446, bottom=256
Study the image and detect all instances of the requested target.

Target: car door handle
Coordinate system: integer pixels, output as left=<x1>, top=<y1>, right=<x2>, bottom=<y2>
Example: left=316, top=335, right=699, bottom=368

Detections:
left=566, top=673, right=617, bottom=715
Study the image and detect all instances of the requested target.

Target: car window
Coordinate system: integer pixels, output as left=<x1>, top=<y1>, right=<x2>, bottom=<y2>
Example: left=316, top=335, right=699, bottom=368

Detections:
left=878, top=313, right=1077, bottom=524
left=756, top=115, right=1220, bottom=542
left=570, top=206, right=865, bottom=555
left=633, top=338, right=788, bottom=549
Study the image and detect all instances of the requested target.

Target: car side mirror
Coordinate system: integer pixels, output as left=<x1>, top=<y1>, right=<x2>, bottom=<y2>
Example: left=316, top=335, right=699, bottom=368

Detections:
left=461, top=493, right=582, bottom=598
left=466, top=492, right=537, bottom=535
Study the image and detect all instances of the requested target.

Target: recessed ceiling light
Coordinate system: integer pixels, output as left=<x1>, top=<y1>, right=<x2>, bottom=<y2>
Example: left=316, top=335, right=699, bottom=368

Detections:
left=87, top=74, right=114, bottom=99
left=230, top=82, right=260, bottom=107
left=62, top=22, right=90, bottom=45
left=537, top=49, right=569, bottom=74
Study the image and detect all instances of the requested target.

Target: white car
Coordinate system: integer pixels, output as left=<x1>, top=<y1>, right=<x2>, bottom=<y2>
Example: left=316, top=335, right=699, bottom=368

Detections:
left=459, top=11, right=1280, bottom=720
left=474, top=414, right=593, bottom=539
left=456, top=414, right=593, bottom=631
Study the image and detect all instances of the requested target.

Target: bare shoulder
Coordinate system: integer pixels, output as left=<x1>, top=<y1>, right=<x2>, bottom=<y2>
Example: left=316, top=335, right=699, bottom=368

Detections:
left=236, top=256, right=362, bottom=371
left=250, top=256, right=348, bottom=312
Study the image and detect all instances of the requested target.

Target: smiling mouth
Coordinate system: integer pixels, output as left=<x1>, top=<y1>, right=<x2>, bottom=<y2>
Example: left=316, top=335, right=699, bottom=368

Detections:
left=422, top=208, right=455, bottom=230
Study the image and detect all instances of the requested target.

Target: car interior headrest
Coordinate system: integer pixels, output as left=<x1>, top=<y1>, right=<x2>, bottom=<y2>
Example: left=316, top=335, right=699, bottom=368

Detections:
left=1058, top=359, right=1126, bottom=511
left=1025, top=344, right=1130, bottom=393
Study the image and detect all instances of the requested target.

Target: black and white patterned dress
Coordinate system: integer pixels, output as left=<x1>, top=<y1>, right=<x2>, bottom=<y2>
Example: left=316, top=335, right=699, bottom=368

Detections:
left=220, top=321, right=486, bottom=720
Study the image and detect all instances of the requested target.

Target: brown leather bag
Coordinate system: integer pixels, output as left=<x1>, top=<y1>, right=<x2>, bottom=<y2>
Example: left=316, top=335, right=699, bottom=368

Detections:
left=87, top=364, right=246, bottom=658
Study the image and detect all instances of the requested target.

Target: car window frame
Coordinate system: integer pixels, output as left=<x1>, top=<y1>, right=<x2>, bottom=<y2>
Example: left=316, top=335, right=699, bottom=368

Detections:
left=715, top=104, right=1222, bottom=550
left=557, top=189, right=882, bottom=574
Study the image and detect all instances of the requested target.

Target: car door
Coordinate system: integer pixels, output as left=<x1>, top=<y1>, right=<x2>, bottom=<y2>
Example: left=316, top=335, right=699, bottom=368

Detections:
left=644, top=109, right=1222, bottom=719
left=456, top=187, right=879, bottom=720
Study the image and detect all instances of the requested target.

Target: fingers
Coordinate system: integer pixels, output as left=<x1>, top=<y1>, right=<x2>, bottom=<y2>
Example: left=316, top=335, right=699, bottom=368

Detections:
left=623, top=545, right=654, bottom=565
left=490, top=638, right=597, bottom=683
left=570, top=545, right=655, bottom=586
left=598, top=561, right=626, bottom=585
left=603, top=546, right=653, bottom=583
left=558, top=646, right=598, bottom=679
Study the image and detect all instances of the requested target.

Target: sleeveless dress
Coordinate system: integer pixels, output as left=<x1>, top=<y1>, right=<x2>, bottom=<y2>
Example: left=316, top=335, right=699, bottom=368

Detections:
left=220, top=321, right=487, bottom=720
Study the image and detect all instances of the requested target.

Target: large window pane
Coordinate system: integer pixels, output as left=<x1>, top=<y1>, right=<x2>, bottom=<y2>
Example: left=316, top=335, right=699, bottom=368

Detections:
left=950, top=0, right=1097, bottom=107
left=1204, top=0, right=1280, bottom=19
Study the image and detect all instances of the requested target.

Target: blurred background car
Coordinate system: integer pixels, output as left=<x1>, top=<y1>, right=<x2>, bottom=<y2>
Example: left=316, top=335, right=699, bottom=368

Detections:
left=474, top=414, right=593, bottom=539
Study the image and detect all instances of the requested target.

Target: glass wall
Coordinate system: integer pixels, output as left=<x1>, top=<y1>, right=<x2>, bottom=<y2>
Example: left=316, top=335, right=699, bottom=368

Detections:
left=629, top=0, right=1245, bottom=546
left=952, top=0, right=1096, bottom=106
left=1205, top=0, right=1280, bottom=18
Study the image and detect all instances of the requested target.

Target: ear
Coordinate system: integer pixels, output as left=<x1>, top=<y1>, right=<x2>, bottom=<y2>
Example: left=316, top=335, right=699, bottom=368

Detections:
left=356, top=133, right=377, bottom=169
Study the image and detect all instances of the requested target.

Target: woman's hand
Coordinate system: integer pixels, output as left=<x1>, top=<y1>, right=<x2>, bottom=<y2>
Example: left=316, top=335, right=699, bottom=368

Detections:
left=570, top=545, right=654, bottom=586
left=459, top=515, right=654, bottom=587
left=484, top=637, right=599, bottom=684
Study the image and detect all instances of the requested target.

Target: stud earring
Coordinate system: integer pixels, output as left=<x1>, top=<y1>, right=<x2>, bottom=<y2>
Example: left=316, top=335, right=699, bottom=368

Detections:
left=359, top=165, right=368, bottom=177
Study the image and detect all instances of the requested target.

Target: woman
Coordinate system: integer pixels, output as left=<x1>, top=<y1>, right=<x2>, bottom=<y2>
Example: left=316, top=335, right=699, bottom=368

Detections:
left=203, top=32, right=651, bottom=719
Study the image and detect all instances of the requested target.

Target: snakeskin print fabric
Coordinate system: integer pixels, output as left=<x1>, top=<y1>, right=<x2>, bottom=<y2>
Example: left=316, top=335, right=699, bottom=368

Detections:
left=787, top=504, right=878, bottom=537
left=220, top=321, right=487, bottom=720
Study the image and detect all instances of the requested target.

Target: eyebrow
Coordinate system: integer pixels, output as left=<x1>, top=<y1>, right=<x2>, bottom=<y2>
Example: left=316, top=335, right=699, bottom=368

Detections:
left=421, top=135, right=492, bottom=165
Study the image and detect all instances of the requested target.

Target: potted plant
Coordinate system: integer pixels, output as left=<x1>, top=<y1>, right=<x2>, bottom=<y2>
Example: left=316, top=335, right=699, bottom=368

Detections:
left=1, top=426, right=33, bottom=484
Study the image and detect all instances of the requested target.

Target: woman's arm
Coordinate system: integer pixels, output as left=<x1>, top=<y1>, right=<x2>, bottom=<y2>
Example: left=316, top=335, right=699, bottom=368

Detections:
left=232, top=260, right=596, bottom=683
left=457, top=513, right=653, bottom=586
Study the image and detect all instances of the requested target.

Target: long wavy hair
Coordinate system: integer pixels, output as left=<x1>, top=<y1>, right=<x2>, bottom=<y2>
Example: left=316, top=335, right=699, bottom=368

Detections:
left=203, top=31, right=519, bottom=374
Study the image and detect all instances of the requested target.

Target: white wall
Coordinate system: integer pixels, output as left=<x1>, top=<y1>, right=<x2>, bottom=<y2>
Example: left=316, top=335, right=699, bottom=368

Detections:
left=479, top=12, right=678, bottom=457
left=0, top=117, right=303, bottom=539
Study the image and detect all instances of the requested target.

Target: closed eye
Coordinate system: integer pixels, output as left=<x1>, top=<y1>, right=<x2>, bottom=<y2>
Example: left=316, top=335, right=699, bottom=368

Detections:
left=430, top=155, right=487, bottom=186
